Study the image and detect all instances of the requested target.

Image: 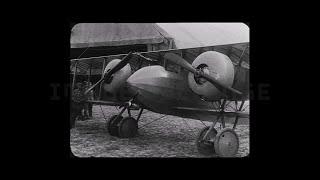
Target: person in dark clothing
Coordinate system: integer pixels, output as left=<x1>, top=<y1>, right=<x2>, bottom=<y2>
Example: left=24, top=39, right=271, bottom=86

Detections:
left=70, top=82, right=86, bottom=128
left=85, top=81, right=94, bottom=118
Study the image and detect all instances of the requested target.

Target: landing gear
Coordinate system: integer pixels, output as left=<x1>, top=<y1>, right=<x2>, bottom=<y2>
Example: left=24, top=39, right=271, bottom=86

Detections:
left=197, top=125, right=239, bottom=157
left=196, top=100, right=245, bottom=157
left=196, top=126, right=217, bottom=156
left=107, top=115, right=123, bottom=136
left=118, top=117, right=138, bottom=138
left=106, top=95, right=143, bottom=138
left=107, top=115, right=138, bottom=138
left=214, top=128, right=239, bottom=157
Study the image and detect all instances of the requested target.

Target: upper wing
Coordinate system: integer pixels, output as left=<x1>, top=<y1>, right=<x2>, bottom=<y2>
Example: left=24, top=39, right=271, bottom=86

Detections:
left=70, top=42, right=249, bottom=76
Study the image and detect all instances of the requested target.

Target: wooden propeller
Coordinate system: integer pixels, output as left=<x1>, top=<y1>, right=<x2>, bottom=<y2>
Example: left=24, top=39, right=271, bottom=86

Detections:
left=84, top=52, right=134, bottom=94
left=164, top=52, right=242, bottom=98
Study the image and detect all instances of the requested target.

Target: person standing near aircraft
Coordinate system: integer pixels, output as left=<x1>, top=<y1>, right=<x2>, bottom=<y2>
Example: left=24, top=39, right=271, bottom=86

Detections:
left=70, top=82, right=86, bottom=128
left=84, top=81, right=94, bottom=119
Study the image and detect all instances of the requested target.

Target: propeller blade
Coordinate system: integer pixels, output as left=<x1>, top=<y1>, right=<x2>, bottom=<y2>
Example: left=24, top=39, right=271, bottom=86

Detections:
left=164, top=52, right=242, bottom=98
left=164, top=53, right=196, bottom=74
left=84, top=52, right=134, bottom=95
left=84, top=78, right=104, bottom=94
left=201, top=73, right=242, bottom=98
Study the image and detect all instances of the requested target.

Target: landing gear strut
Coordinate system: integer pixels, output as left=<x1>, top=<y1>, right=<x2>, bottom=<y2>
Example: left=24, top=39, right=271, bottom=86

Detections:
left=106, top=95, right=143, bottom=138
left=196, top=126, right=217, bottom=156
left=196, top=100, right=245, bottom=157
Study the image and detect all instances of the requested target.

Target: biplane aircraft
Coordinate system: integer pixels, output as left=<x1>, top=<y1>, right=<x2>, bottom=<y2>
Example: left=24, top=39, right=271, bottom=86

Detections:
left=70, top=42, right=249, bottom=157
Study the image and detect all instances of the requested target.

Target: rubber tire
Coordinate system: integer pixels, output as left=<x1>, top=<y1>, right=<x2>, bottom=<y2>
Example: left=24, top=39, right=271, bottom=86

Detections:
left=196, top=126, right=217, bottom=156
left=118, top=117, right=138, bottom=138
left=214, top=128, right=239, bottom=157
left=107, top=115, right=123, bottom=136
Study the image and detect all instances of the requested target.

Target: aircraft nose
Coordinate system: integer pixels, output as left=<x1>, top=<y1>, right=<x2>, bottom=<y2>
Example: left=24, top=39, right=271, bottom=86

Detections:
left=126, top=76, right=140, bottom=96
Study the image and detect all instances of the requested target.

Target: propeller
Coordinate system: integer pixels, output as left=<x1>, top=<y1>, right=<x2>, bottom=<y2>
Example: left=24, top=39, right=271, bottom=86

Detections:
left=84, top=52, right=134, bottom=94
left=164, top=52, right=242, bottom=99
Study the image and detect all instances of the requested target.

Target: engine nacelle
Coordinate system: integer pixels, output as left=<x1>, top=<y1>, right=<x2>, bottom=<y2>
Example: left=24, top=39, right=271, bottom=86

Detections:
left=103, top=59, right=132, bottom=95
left=187, top=51, right=235, bottom=101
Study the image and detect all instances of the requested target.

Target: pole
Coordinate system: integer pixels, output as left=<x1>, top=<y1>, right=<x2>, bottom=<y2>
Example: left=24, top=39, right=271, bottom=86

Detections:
left=72, top=61, right=78, bottom=90
left=98, top=58, right=106, bottom=100
left=88, top=64, right=92, bottom=82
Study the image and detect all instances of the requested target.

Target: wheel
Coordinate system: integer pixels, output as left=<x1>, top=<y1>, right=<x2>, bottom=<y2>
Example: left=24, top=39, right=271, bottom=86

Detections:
left=107, top=115, right=123, bottom=136
left=196, top=126, right=218, bottom=156
left=118, top=117, right=138, bottom=138
left=214, top=128, right=239, bottom=157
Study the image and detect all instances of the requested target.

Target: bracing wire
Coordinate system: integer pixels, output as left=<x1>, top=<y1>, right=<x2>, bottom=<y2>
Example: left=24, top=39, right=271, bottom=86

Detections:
left=99, top=105, right=107, bottom=121
left=199, top=120, right=208, bottom=128
left=139, top=114, right=167, bottom=129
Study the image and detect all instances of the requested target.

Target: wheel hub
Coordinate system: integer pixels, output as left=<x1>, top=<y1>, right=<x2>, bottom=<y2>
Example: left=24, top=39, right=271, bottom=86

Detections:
left=196, top=126, right=217, bottom=156
left=214, top=128, right=239, bottom=157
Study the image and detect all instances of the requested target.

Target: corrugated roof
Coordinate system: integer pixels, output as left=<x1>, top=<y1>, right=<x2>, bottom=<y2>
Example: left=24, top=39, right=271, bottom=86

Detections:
left=71, top=23, right=173, bottom=48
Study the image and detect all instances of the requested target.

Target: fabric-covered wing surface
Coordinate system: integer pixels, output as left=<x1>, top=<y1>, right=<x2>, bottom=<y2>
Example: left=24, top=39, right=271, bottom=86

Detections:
left=171, top=105, right=249, bottom=124
left=70, top=42, right=249, bottom=75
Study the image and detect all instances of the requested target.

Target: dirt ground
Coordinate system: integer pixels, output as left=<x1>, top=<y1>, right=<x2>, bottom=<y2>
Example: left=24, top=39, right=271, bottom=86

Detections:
left=70, top=105, right=249, bottom=157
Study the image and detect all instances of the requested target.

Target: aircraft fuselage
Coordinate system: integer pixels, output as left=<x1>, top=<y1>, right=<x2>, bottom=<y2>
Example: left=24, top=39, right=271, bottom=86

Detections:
left=126, top=65, right=212, bottom=114
left=125, top=64, right=248, bottom=113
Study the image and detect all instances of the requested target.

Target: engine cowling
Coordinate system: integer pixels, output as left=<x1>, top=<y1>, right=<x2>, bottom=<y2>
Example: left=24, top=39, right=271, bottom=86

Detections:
left=187, top=51, right=235, bottom=101
left=103, top=59, right=132, bottom=95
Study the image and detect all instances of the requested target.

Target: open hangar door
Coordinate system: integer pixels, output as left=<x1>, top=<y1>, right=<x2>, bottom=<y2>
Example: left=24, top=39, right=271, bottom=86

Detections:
left=69, top=44, right=148, bottom=59
left=70, top=44, right=148, bottom=101
left=70, top=23, right=174, bottom=101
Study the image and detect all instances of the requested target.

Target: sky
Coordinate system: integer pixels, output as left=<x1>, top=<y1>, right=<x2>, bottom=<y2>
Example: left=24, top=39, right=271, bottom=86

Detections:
left=157, top=23, right=249, bottom=49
